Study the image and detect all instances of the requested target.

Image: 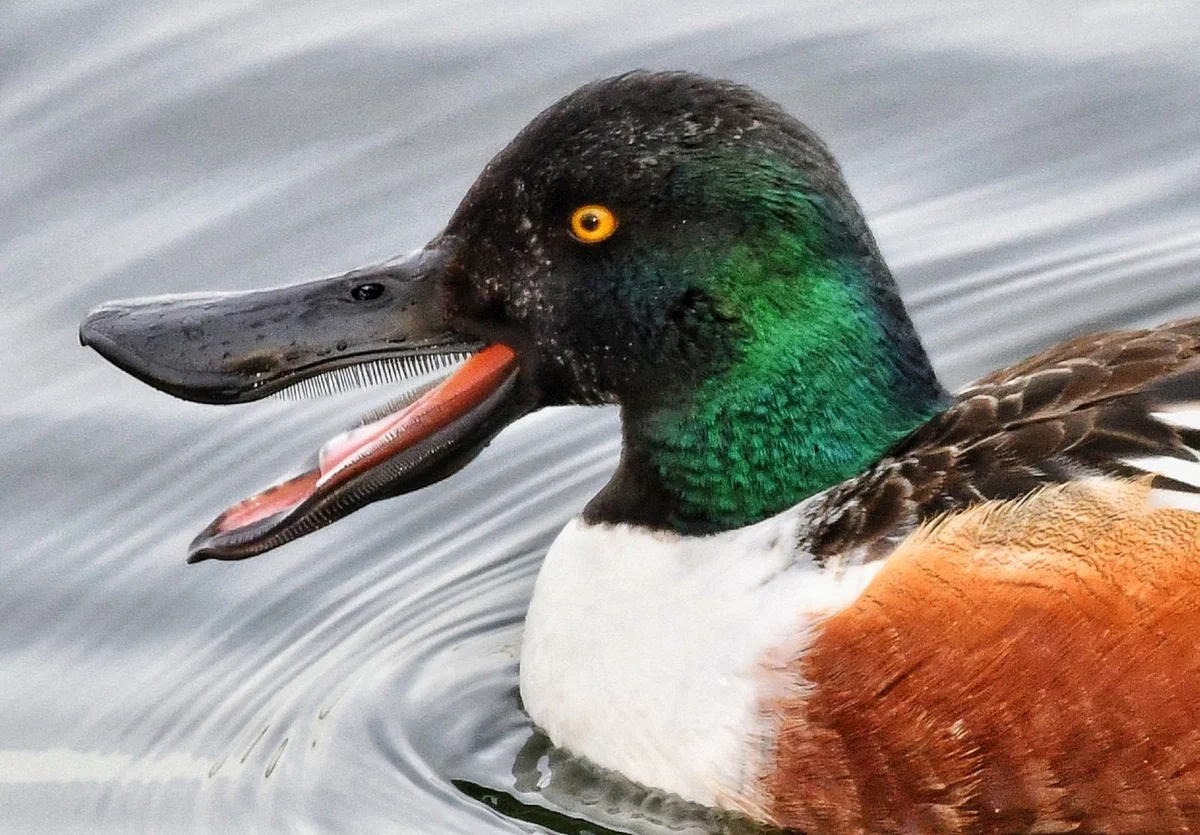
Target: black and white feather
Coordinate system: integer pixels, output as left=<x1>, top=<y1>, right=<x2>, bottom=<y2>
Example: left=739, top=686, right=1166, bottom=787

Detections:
left=803, top=317, right=1200, bottom=560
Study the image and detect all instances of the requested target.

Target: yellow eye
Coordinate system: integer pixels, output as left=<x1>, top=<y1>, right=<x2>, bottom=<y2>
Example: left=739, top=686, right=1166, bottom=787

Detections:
left=569, top=204, right=618, bottom=243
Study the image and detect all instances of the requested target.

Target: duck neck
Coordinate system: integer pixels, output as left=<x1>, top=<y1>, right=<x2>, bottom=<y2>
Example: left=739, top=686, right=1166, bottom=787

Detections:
left=584, top=243, right=948, bottom=535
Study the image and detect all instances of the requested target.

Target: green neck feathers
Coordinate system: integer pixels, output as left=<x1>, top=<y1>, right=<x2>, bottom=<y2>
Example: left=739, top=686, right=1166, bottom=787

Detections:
left=634, top=236, right=943, bottom=532
left=590, top=158, right=947, bottom=534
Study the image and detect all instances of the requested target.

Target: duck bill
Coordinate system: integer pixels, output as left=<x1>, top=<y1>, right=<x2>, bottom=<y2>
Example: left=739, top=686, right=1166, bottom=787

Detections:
left=79, top=244, right=528, bottom=562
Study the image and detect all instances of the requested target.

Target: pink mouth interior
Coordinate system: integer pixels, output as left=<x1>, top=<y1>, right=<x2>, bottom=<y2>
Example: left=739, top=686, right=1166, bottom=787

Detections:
left=208, top=345, right=518, bottom=536
left=212, top=412, right=404, bottom=534
left=214, top=469, right=322, bottom=533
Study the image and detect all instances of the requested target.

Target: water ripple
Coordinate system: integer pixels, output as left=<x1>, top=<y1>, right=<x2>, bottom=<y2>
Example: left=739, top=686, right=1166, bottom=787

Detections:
left=2, top=2, right=1199, bottom=833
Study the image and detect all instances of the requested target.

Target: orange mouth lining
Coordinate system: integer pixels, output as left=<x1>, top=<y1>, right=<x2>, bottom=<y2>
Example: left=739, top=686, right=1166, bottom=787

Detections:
left=211, top=344, right=519, bottom=536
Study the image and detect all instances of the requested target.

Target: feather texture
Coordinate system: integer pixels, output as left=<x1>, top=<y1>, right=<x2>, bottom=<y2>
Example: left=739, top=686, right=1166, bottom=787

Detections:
left=796, top=314, right=1200, bottom=561
left=769, top=478, right=1200, bottom=833
left=802, top=317, right=1200, bottom=560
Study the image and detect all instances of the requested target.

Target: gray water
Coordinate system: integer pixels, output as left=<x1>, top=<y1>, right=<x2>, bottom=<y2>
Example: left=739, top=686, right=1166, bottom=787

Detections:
left=3, top=2, right=1200, bottom=832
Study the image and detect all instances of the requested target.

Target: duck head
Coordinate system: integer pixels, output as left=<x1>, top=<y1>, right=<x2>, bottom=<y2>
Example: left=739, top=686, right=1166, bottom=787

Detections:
left=80, top=71, right=946, bottom=563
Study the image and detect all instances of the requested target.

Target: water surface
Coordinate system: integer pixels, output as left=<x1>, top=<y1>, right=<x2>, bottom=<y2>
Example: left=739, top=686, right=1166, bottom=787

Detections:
left=2, top=2, right=1199, bottom=832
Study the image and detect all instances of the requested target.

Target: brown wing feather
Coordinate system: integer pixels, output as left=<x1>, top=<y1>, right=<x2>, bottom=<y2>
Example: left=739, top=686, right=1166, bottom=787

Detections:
left=768, top=479, right=1200, bottom=834
left=805, top=317, right=1200, bottom=559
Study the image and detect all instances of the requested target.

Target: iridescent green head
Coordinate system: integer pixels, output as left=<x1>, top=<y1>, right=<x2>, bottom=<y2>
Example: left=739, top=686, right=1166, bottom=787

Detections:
left=82, top=71, right=948, bottom=559
left=443, top=71, right=947, bottom=532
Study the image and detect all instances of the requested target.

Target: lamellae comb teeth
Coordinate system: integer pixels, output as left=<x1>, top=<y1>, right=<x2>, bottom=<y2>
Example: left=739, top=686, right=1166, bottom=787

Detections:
left=268, top=352, right=472, bottom=402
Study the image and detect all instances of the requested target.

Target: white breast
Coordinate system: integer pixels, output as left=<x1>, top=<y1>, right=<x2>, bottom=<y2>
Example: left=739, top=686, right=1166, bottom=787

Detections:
left=518, top=512, right=884, bottom=813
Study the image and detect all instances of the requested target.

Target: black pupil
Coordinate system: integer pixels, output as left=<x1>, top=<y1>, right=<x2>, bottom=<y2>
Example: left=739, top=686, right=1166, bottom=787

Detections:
left=580, top=212, right=601, bottom=232
left=351, top=283, right=384, bottom=301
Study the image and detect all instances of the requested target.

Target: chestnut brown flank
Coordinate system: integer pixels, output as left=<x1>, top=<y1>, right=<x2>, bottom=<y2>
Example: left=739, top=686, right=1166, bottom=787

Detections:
left=765, top=480, right=1200, bottom=834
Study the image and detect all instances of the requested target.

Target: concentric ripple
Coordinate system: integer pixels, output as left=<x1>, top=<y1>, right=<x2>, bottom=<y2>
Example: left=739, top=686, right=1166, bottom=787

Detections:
left=2, top=2, right=1200, bottom=833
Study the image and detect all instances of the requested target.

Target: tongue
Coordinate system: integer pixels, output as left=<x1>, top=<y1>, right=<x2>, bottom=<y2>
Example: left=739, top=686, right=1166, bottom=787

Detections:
left=209, top=344, right=519, bottom=536
left=313, top=343, right=517, bottom=489
left=213, top=470, right=322, bottom=534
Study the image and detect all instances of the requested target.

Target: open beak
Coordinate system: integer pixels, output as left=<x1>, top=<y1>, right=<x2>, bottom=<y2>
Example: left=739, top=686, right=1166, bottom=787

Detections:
left=79, top=243, right=528, bottom=562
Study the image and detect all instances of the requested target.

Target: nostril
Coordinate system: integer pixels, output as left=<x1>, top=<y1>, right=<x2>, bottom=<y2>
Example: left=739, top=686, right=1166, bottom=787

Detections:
left=350, top=283, right=385, bottom=302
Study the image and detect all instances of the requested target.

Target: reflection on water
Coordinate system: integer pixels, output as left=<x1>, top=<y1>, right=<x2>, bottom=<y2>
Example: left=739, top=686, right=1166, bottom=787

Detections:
left=2, top=2, right=1199, bottom=832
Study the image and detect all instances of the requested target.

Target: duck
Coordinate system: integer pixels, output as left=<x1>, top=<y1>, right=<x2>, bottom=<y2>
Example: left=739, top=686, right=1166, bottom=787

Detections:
left=79, top=71, right=1200, bottom=834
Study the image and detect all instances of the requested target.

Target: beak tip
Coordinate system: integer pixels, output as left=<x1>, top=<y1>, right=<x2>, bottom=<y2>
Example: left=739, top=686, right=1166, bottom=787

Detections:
left=186, top=536, right=217, bottom=564
left=78, top=305, right=130, bottom=360
left=78, top=307, right=110, bottom=349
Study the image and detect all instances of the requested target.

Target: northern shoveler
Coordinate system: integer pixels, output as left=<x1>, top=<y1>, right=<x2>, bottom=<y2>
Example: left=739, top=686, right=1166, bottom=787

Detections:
left=80, top=71, right=1200, bottom=833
